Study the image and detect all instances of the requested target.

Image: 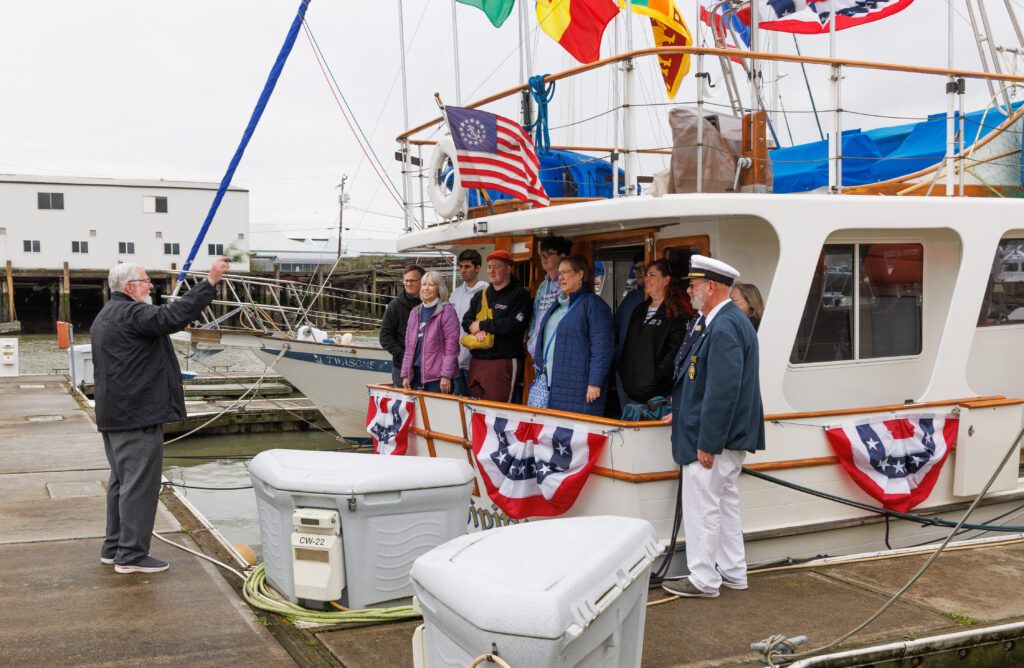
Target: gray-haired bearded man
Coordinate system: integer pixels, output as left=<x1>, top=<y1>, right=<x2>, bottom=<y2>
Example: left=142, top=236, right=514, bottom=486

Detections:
left=91, top=258, right=228, bottom=574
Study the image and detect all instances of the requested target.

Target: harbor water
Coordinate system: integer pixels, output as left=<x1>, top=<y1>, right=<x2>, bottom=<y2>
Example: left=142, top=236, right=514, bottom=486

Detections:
left=163, top=432, right=359, bottom=558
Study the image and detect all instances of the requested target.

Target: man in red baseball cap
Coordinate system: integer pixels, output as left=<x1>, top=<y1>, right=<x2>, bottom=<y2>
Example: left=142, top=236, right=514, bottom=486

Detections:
left=461, top=249, right=531, bottom=402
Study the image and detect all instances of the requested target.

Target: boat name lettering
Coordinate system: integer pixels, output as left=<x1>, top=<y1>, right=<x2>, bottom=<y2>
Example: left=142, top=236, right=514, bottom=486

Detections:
left=467, top=498, right=523, bottom=531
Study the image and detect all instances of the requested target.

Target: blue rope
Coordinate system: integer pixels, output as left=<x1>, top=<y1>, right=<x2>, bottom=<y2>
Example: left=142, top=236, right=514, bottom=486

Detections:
left=178, top=0, right=311, bottom=282
left=525, top=74, right=555, bottom=156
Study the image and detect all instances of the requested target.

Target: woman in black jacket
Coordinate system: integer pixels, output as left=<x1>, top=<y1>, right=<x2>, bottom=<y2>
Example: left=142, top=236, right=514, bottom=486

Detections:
left=618, top=259, right=687, bottom=411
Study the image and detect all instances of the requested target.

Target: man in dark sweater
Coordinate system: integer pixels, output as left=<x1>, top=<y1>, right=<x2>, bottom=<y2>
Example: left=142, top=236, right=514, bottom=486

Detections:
left=91, top=258, right=228, bottom=574
left=462, top=250, right=531, bottom=402
left=379, top=265, right=424, bottom=386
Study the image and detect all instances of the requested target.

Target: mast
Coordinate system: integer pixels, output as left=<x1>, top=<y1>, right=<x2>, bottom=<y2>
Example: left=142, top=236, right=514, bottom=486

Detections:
left=623, top=0, right=638, bottom=196
left=451, top=0, right=462, bottom=104
left=518, top=0, right=534, bottom=126
left=611, top=12, right=621, bottom=198
left=695, top=0, right=704, bottom=193
left=397, top=0, right=414, bottom=231
left=748, top=0, right=759, bottom=114
left=946, top=0, right=955, bottom=197
left=828, top=0, right=842, bottom=194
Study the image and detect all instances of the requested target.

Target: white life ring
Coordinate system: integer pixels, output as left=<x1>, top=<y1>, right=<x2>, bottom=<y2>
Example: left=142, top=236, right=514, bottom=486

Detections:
left=428, top=135, right=468, bottom=220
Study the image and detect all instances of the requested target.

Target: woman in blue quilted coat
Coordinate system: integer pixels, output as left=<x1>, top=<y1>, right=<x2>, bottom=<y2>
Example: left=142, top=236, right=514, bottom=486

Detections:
left=534, top=255, right=614, bottom=416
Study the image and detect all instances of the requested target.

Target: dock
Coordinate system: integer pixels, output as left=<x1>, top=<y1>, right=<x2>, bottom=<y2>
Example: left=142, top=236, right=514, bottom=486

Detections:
left=80, top=371, right=335, bottom=438
left=5, top=376, right=1024, bottom=666
left=0, top=375, right=296, bottom=666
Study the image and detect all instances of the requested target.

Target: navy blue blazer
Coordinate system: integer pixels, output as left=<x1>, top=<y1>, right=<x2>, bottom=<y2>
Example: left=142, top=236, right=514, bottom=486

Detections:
left=670, top=300, right=766, bottom=466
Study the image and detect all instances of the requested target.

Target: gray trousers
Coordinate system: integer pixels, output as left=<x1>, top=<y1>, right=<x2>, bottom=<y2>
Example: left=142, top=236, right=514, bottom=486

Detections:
left=101, top=425, right=164, bottom=564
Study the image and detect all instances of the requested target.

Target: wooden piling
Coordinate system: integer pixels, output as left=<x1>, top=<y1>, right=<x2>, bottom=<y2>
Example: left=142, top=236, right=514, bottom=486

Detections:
left=58, top=262, right=71, bottom=323
left=3, top=260, right=14, bottom=322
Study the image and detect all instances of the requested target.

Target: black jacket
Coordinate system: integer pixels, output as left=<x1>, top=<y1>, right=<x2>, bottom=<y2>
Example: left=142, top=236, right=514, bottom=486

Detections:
left=91, top=281, right=216, bottom=432
left=619, top=299, right=687, bottom=403
left=461, top=277, right=531, bottom=360
left=379, top=291, right=421, bottom=366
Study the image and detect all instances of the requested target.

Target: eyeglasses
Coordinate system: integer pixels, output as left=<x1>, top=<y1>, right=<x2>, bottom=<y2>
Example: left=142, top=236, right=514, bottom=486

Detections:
left=128, top=279, right=153, bottom=285
left=540, top=250, right=561, bottom=259
left=687, top=279, right=708, bottom=290
left=402, top=278, right=420, bottom=284
left=557, top=269, right=580, bottom=277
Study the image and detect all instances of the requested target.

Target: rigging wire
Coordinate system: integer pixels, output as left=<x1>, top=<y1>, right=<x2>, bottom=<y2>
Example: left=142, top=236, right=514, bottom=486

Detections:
left=300, top=20, right=403, bottom=207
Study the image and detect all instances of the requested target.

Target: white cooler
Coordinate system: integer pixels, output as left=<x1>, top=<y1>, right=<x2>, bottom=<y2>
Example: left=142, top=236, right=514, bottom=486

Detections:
left=249, top=449, right=474, bottom=608
left=411, top=516, right=663, bottom=668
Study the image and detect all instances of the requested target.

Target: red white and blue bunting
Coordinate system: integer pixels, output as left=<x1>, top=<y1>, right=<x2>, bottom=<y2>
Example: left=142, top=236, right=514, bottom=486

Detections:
left=825, top=413, right=957, bottom=512
left=470, top=409, right=607, bottom=519
left=366, top=391, right=415, bottom=456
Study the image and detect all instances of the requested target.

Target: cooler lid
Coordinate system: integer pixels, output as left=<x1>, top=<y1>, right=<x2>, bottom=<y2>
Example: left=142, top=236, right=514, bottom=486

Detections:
left=410, top=517, right=663, bottom=640
left=248, top=449, right=474, bottom=495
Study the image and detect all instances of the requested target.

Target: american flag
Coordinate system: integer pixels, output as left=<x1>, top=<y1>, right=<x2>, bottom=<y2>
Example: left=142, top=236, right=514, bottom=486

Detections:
left=443, top=106, right=550, bottom=208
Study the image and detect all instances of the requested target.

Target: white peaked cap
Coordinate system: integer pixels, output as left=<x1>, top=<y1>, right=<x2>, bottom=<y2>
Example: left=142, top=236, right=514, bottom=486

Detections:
left=688, top=255, right=740, bottom=286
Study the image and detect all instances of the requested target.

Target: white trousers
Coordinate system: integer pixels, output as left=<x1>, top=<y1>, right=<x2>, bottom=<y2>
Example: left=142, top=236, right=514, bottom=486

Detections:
left=681, top=449, right=748, bottom=593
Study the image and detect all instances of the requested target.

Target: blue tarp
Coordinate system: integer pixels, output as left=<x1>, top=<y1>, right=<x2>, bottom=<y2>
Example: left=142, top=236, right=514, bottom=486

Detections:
left=770, top=130, right=882, bottom=193
left=770, top=103, right=1019, bottom=193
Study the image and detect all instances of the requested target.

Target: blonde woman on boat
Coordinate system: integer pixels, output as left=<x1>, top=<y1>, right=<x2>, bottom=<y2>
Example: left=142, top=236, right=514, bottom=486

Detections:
left=730, top=282, right=764, bottom=331
left=401, top=271, right=460, bottom=394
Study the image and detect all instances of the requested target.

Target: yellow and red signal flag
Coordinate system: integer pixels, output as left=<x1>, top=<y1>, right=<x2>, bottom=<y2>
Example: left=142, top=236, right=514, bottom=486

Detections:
left=619, top=0, right=692, bottom=99
left=536, top=0, right=619, bottom=64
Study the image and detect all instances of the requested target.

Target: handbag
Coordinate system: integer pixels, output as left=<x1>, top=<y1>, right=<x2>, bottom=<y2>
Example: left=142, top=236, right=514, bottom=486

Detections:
left=460, top=288, right=495, bottom=351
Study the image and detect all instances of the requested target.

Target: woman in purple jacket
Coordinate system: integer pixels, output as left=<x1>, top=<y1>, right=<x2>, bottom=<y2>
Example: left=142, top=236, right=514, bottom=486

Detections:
left=401, top=271, right=460, bottom=393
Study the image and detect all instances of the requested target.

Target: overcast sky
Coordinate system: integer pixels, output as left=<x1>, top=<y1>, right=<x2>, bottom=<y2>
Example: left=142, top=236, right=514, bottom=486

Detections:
left=2, top=1, right=1021, bottom=251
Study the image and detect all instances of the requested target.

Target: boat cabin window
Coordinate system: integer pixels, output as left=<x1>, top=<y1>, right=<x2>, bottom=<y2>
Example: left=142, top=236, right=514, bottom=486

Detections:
left=791, top=243, right=922, bottom=364
left=978, top=238, right=1024, bottom=326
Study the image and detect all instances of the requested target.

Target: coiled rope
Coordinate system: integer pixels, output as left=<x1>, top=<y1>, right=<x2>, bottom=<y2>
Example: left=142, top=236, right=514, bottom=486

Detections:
left=525, top=74, right=555, bottom=156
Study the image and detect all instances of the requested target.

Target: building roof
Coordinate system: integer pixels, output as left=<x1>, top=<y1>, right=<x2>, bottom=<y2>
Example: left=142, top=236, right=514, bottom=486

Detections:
left=0, top=173, right=246, bottom=192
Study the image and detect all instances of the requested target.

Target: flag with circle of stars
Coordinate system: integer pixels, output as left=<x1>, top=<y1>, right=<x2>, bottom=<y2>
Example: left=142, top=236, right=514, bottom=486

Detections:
left=366, top=392, right=415, bottom=456
left=471, top=410, right=607, bottom=519
left=825, top=414, right=958, bottom=513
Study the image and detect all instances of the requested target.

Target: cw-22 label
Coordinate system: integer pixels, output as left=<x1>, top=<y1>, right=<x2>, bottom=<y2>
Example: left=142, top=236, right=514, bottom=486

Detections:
left=298, top=536, right=327, bottom=547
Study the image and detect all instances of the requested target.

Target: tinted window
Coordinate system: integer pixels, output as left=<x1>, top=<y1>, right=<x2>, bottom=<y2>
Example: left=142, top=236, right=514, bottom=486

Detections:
left=792, top=243, right=922, bottom=364
left=978, top=239, right=1024, bottom=326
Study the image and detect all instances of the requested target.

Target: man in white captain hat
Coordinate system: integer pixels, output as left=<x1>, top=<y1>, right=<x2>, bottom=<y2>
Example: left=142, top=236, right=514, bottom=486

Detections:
left=661, top=255, right=765, bottom=598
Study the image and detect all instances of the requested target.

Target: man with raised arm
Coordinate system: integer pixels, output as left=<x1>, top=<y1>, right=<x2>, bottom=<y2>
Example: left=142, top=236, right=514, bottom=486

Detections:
left=92, top=257, right=228, bottom=574
left=661, top=255, right=765, bottom=598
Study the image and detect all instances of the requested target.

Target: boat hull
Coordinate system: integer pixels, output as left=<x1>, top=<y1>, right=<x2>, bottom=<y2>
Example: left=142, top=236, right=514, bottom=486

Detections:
left=382, top=387, right=1024, bottom=568
left=254, top=339, right=392, bottom=441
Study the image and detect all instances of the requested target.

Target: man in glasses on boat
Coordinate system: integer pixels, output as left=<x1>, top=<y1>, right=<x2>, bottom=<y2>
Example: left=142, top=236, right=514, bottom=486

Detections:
left=380, top=264, right=425, bottom=387
left=661, top=255, right=765, bottom=599
left=91, top=257, right=229, bottom=574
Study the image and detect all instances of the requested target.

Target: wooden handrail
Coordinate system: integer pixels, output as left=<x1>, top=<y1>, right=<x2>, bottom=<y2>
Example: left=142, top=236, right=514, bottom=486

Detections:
left=764, top=395, right=1005, bottom=422
left=397, top=45, right=1024, bottom=141
left=371, top=384, right=1013, bottom=426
